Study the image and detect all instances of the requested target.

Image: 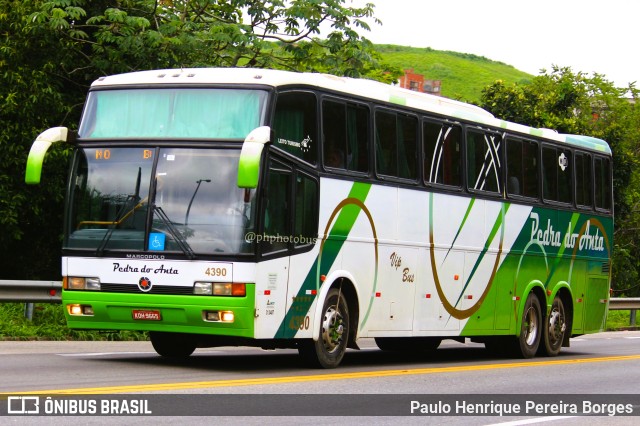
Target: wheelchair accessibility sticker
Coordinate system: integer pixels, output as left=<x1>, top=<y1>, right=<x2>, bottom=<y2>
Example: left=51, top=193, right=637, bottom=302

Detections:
left=148, top=233, right=166, bottom=251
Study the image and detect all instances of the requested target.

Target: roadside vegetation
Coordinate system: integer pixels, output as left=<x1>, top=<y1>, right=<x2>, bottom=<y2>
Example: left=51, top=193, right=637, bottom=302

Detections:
left=605, top=310, right=634, bottom=331
left=0, top=303, right=146, bottom=341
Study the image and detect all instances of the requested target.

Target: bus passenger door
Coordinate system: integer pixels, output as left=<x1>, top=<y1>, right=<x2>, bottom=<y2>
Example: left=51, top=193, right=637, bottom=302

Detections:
left=254, top=159, right=291, bottom=339
left=283, top=168, right=320, bottom=339
left=256, top=155, right=320, bottom=339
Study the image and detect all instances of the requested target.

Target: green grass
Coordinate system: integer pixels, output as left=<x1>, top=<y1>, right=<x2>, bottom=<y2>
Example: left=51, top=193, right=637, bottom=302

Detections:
left=0, top=303, right=146, bottom=341
left=605, top=310, right=634, bottom=331
left=376, top=44, right=534, bottom=103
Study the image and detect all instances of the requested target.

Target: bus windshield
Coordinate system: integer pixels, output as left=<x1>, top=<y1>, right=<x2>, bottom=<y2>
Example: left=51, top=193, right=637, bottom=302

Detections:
left=66, top=147, right=256, bottom=255
left=78, top=88, right=268, bottom=139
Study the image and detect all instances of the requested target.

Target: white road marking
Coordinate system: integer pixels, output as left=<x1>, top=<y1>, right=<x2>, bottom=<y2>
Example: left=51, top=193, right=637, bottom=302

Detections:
left=484, top=416, right=577, bottom=426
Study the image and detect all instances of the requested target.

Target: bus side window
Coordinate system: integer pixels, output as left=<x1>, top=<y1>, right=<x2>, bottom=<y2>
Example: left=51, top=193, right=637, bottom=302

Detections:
left=575, top=152, right=593, bottom=208
left=542, top=145, right=572, bottom=204
left=398, top=114, right=418, bottom=179
left=375, top=110, right=396, bottom=176
left=273, top=92, right=318, bottom=165
left=424, top=121, right=461, bottom=187
left=346, top=104, right=370, bottom=173
left=375, top=110, right=417, bottom=180
left=262, top=160, right=291, bottom=254
left=322, top=100, right=369, bottom=172
left=294, top=172, right=318, bottom=247
left=506, top=138, right=538, bottom=198
left=322, top=100, right=347, bottom=169
left=594, top=156, right=612, bottom=211
left=467, top=130, right=501, bottom=194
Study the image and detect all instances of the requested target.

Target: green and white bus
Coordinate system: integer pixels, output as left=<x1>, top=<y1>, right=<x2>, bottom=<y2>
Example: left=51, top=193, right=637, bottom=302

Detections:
left=26, top=68, right=613, bottom=368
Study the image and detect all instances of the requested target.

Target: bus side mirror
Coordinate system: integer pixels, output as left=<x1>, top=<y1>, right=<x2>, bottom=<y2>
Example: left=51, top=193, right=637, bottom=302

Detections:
left=237, top=126, right=271, bottom=189
left=25, top=127, right=71, bottom=185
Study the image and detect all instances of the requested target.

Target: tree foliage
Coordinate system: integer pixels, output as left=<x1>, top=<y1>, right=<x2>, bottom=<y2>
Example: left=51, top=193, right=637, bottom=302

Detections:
left=480, top=66, right=640, bottom=296
left=26, top=0, right=398, bottom=79
left=0, top=0, right=398, bottom=279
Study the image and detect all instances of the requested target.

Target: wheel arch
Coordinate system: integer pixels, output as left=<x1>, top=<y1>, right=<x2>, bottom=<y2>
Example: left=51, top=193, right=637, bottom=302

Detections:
left=516, top=281, right=546, bottom=337
left=311, top=271, right=360, bottom=348
left=551, top=284, right=574, bottom=346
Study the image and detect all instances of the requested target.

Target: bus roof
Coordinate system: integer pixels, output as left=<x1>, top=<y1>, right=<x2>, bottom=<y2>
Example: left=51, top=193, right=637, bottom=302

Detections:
left=91, top=68, right=612, bottom=155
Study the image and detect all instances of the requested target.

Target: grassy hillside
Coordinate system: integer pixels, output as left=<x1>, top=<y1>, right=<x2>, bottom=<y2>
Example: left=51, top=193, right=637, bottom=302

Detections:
left=376, top=44, right=533, bottom=103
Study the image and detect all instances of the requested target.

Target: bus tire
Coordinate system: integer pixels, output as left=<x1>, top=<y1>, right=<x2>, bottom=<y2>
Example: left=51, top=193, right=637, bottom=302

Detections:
left=514, top=293, right=542, bottom=358
left=541, top=296, right=566, bottom=356
left=298, top=288, right=349, bottom=369
left=150, top=331, right=197, bottom=358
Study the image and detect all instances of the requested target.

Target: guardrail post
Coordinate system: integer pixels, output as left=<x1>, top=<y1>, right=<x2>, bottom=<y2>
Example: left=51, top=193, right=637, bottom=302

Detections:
left=631, top=309, right=637, bottom=327
left=24, top=303, right=34, bottom=321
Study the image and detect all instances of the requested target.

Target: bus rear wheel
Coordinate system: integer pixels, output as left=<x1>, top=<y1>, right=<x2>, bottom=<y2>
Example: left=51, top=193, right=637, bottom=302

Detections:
left=150, top=331, right=197, bottom=358
left=541, top=296, right=566, bottom=356
left=513, top=293, right=542, bottom=358
left=298, top=288, right=350, bottom=369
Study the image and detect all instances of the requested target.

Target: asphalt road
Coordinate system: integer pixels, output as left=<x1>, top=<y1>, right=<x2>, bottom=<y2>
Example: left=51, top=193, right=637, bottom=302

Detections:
left=1, top=330, right=638, bottom=425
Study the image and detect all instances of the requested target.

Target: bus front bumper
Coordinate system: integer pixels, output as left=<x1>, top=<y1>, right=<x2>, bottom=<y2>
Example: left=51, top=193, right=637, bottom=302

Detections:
left=62, top=287, right=255, bottom=338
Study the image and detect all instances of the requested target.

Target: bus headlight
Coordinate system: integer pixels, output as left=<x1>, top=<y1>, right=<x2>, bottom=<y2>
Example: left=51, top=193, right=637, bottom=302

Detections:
left=67, top=304, right=94, bottom=316
left=203, top=310, right=235, bottom=322
left=193, top=282, right=245, bottom=296
left=65, top=277, right=101, bottom=291
left=194, top=282, right=212, bottom=295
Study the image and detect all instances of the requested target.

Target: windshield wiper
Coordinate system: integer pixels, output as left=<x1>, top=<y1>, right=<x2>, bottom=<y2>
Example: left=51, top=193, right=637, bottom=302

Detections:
left=153, top=205, right=196, bottom=260
left=95, top=194, right=135, bottom=256
left=95, top=168, right=143, bottom=256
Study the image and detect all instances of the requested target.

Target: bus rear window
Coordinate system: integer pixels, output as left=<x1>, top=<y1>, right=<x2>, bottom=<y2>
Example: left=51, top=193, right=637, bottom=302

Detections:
left=595, top=156, right=612, bottom=210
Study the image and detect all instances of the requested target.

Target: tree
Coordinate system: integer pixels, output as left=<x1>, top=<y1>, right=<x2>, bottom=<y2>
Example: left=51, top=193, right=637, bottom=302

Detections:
left=480, top=66, right=640, bottom=296
left=0, top=1, right=76, bottom=278
left=0, top=0, right=399, bottom=279
left=27, top=0, right=399, bottom=79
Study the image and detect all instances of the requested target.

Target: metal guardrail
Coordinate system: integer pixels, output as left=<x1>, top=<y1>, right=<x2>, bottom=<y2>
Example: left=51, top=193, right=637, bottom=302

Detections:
left=0, top=280, right=62, bottom=303
left=609, top=297, right=639, bottom=326
left=0, top=280, right=638, bottom=324
left=608, top=297, right=640, bottom=310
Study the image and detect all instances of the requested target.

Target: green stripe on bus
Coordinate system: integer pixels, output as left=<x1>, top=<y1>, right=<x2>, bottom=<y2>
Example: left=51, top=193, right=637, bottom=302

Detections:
left=275, top=182, right=372, bottom=338
left=389, top=95, right=407, bottom=105
left=444, top=198, right=475, bottom=263
left=455, top=203, right=509, bottom=308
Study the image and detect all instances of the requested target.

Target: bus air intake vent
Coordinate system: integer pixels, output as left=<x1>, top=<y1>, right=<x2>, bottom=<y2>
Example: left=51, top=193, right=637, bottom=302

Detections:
left=100, top=283, right=193, bottom=295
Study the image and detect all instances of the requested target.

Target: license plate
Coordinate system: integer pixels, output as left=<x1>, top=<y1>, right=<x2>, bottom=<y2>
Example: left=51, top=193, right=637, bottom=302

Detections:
left=132, top=310, right=162, bottom=321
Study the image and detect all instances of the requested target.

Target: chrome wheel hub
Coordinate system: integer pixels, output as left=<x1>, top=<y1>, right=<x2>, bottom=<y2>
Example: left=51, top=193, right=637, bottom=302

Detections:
left=321, top=305, right=344, bottom=354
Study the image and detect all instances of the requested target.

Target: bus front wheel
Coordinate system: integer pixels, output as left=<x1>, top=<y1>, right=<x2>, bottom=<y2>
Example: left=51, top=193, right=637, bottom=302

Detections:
left=298, top=288, right=350, bottom=369
left=150, top=331, right=197, bottom=358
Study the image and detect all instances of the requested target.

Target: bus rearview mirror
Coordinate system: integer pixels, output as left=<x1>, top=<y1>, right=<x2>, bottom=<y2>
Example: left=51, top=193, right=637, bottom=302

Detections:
left=237, top=126, right=271, bottom=189
left=25, top=127, right=71, bottom=185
